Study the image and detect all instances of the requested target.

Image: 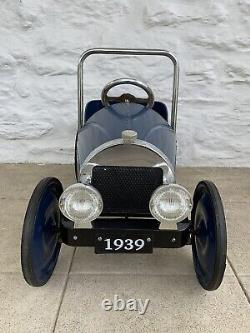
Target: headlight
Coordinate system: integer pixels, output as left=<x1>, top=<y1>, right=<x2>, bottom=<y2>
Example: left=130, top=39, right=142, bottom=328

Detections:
left=149, top=184, right=192, bottom=223
left=59, top=183, right=103, bottom=223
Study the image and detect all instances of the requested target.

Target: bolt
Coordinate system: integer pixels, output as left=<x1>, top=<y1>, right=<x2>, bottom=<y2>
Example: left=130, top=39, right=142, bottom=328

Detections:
left=98, top=236, right=102, bottom=241
left=73, top=235, right=78, bottom=240
left=147, top=238, right=151, bottom=242
left=171, top=237, right=176, bottom=243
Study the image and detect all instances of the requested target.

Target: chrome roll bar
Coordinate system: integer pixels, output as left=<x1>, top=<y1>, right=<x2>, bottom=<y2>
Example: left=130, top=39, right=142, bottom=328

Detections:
left=77, top=48, right=179, bottom=131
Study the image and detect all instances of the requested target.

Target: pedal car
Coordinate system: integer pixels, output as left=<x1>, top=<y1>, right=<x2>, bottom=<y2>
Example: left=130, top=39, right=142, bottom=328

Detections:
left=21, top=48, right=227, bottom=290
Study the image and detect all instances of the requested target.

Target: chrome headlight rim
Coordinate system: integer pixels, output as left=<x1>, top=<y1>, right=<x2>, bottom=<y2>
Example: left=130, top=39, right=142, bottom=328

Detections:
left=59, top=183, right=103, bottom=224
left=149, top=184, right=193, bottom=223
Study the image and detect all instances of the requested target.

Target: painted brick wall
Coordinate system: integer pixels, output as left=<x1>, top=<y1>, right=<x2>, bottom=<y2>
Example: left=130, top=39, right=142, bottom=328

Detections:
left=0, top=0, right=249, bottom=166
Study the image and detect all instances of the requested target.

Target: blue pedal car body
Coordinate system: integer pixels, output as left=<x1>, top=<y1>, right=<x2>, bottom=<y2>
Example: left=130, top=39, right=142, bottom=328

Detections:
left=21, top=48, right=227, bottom=290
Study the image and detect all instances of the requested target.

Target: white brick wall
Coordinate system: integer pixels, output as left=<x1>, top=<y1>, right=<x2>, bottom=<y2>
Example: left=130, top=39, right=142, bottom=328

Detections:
left=0, top=0, right=249, bottom=166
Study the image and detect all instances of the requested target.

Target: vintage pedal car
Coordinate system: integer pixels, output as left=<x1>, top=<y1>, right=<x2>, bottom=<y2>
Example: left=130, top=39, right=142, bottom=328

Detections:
left=21, top=48, right=227, bottom=290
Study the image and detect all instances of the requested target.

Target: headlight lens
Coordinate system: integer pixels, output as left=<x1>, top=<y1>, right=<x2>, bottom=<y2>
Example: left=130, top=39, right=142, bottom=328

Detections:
left=59, top=183, right=103, bottom=223
left=149, top=184, right=192, bottom=223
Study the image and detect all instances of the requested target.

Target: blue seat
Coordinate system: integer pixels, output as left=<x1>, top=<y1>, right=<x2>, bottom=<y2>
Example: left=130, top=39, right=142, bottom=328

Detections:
left=84, top=100, right=168, bottom=122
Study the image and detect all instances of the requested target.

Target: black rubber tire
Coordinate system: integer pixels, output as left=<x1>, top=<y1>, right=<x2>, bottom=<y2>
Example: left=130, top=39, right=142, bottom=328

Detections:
left=21, top=177, right=63, bottom=287
left=191, top=180, right=227, bottom=291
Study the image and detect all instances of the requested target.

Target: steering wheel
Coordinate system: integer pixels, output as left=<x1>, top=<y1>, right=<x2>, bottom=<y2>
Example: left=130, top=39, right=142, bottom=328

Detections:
left=101, top=78, right=155, bottom=109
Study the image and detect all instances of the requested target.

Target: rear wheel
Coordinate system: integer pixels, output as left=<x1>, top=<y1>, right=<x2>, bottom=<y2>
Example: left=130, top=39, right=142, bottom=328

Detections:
left=21, top=177, right=63, bottom=286
left=191, top=180, right=227, bottom=290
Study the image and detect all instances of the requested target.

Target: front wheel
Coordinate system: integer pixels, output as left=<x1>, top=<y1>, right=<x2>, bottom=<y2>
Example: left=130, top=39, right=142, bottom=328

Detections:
left=21, top=177, right=63, bottom=286
left=191, top=180, right=227, bottom=291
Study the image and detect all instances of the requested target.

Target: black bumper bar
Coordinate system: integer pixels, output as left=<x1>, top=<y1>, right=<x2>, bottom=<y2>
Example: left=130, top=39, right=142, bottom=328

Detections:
left=60, top=219, right=191, bottom=248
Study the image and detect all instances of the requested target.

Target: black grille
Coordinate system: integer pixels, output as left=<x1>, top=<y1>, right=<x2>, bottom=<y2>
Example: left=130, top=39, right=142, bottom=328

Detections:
left=91, top=166, right=163, bottom=215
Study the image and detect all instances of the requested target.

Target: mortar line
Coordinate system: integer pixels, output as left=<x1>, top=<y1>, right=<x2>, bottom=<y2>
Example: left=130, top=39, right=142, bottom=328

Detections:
left=52, top=247, right=76, bottom=333
left=227, top=255, right=250, bottom=304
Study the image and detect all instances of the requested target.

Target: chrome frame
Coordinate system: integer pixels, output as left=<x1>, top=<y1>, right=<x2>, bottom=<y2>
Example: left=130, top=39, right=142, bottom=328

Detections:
left=78, top=48, right=179, bottom=131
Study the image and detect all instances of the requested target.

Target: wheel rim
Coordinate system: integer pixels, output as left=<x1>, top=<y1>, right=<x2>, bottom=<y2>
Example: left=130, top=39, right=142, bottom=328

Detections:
left=192, top=181, right=227, bottom=290
left=193, top=195, right=216, bottom=284
left=31, top=185, right=61, bottom=282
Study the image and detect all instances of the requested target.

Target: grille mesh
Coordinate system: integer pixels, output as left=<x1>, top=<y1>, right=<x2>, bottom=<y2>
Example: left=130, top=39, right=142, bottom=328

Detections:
left=91, top=166, right=163, bottom=215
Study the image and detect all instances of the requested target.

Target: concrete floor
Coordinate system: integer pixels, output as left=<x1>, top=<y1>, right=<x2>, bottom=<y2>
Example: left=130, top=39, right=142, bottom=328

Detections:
left=0, top=164, right=250, bottom=332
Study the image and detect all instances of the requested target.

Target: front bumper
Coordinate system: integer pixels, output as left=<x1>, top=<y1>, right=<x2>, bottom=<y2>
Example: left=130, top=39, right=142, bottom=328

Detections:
left=60, top=218, right=191, bottom=249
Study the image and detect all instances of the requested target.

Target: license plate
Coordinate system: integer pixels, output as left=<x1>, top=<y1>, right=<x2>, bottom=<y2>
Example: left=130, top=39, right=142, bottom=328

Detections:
left=95, top=230, right=153, bottom=254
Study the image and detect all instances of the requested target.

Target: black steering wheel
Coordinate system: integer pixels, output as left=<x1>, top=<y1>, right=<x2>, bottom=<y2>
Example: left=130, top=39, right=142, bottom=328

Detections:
left=101, top=78, right=155, bottom=108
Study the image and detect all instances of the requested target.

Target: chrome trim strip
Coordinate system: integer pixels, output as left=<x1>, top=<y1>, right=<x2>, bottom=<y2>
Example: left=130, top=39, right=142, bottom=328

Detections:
left=78, top=48, right=179, bottom=131
left=80, top=139, right=175, bottom=184
left=83, top=139, right=173, bottom=167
